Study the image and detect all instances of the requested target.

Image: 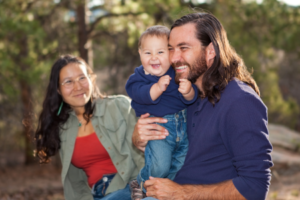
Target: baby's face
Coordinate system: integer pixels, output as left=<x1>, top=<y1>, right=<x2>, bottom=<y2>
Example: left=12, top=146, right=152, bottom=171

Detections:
left=139, top=36, right=170, bottom=76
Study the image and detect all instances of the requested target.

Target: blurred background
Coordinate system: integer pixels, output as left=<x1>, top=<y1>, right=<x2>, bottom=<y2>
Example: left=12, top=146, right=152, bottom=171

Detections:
left=0, top=0, right=299, bottom=199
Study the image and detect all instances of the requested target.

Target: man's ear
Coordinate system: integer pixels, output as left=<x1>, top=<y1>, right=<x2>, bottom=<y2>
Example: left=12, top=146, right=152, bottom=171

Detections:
left=206, top=42, right=216, bottom=68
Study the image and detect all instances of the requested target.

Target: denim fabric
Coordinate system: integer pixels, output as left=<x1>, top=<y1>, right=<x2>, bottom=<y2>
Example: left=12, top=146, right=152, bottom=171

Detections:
left=92, top=174, right=131, bottom=200
left=137, top=109, right=189, bottom=192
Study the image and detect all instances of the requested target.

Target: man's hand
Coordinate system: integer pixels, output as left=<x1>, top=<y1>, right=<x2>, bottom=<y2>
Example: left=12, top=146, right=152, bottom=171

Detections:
left=144, top=177, right=187, bottom=200
left=178, top=78, right=192, bottom=95
left=157, top=75, right=172, bottom=92
left=145, top=177, right=246, bottom=200
left=132, top=113, right=169, bottom=152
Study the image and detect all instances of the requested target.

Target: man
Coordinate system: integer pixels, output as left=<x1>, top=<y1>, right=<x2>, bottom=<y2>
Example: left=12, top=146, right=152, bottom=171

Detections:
left=132, top=13, right=273, bottom=200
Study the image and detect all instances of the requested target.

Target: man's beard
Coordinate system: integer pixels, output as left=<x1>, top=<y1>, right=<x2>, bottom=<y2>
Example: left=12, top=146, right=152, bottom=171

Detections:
left=172, top=54, right=208, bottom=84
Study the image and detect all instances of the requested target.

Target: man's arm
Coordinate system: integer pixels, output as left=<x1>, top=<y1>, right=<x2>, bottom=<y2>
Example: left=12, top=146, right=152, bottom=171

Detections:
left=145, top=177, right=246, bottom=200
left=132, top=113, right=169, bottom=152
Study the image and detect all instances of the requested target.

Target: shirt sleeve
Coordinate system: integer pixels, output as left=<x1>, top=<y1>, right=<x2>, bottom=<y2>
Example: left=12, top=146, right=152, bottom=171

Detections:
left=125, top=73, right=161, bottom=105
left=221, top=93, right=273, bottom=200
left=179, top=84, right=198, bottom=104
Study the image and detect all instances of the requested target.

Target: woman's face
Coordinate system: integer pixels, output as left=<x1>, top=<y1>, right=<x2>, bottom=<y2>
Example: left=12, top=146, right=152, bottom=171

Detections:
left=58, top=63, right=93, bottom=110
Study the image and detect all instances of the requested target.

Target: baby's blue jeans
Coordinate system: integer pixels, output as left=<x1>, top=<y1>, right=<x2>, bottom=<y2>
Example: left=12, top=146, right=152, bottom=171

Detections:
left=137, top=109, right=189, bottom=192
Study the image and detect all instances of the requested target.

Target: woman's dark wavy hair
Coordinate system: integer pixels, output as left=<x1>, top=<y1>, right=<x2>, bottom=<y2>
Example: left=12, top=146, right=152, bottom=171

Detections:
left=35, top=55, right=104, bottom=163
left=171, top=13, right=260, bottom=105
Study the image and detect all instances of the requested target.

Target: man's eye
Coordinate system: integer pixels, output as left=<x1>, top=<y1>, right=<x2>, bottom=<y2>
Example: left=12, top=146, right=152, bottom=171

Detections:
left=168, top=48, right=174, bottom=51
left=181, top=47, right=187, bottom=50
left=79, top=76, right=86, bottom=80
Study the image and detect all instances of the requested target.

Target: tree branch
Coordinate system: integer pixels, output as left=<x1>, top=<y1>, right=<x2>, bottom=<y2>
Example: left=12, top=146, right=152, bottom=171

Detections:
left=90, top=30, right=116, bottom=39
left=87, top=12, right=143, bottom=36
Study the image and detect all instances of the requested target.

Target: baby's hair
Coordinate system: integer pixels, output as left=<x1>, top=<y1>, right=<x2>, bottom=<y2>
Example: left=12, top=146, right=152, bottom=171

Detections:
left=138, top=25, right=170, bottom=49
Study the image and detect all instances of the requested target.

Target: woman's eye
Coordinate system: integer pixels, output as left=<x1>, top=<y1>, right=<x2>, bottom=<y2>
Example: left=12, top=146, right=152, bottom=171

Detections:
left=64, top=80, right=73, bottom=85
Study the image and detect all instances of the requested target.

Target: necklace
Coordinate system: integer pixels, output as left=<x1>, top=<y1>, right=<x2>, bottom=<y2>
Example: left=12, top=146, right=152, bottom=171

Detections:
left=78, top=119, right=83, bottom=127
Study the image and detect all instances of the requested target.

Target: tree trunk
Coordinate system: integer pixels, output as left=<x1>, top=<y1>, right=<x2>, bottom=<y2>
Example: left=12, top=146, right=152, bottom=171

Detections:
left=20, top=80, right=35, bottom=164
left=76, top=0, right=93, bottom=68
left=19, top=36, right=35, bottom=165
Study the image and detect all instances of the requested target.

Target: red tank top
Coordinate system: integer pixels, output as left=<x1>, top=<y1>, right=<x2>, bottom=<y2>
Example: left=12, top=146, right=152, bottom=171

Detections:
left=71, top=132, right=117, bottom=187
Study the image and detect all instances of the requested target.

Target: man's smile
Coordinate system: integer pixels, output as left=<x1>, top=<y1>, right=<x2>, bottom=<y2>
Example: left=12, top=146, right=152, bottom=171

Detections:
left=174, top=65, right=188, bottom=72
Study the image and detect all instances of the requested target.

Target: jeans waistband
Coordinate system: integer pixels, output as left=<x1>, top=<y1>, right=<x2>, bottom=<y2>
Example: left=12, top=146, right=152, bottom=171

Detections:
left=91, top=173, right=116, bottom=192
left=161, top=109, right=187, bottom=122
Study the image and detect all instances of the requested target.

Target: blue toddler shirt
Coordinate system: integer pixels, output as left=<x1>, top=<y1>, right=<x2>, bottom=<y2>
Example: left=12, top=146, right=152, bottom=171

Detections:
left=125, top=65, right=198, bottom=117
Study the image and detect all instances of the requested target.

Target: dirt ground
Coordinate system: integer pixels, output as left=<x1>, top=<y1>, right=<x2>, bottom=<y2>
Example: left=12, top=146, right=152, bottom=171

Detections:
left=0, top=163, right=63, bottom=200
left=0, top=155, right=299, bottom=200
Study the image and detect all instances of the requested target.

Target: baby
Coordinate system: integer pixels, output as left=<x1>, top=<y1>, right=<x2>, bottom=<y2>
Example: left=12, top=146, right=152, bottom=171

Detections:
left=125, top=25, right=198, bottom=199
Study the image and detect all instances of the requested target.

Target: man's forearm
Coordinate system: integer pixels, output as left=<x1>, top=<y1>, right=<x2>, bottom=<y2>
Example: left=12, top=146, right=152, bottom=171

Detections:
left=181, top=180, right=246, bottom=200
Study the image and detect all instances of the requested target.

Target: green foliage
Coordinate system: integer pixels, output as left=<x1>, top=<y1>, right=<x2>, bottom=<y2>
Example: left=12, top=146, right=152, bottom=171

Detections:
left=210, top=0, right=300, bottom=128
left=0, top=0, right=300, bottom=136
left=0, top=0, right=57, bottom=98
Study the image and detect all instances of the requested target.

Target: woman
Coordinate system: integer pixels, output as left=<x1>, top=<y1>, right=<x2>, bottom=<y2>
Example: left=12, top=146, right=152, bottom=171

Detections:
left=35, top=55, right=144, bottom=200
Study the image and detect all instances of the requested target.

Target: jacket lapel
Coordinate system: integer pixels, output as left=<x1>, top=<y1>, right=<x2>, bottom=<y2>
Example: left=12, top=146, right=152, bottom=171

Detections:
left=61, top=116, right=79, bottom=184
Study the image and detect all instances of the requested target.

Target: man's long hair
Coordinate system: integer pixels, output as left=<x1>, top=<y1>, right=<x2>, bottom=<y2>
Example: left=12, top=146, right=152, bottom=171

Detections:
left=171, top=13, right=259, bottom=105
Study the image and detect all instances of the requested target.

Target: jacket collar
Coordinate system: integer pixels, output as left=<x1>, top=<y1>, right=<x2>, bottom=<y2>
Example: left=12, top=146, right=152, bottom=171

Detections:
left=68, top=98, right=106, bottom=118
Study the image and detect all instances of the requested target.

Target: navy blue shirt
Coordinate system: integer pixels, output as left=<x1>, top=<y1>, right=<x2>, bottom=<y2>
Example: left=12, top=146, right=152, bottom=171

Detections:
left=174, top=79, right=273, bottom=200
left=125, top=65, right=198, bottom=117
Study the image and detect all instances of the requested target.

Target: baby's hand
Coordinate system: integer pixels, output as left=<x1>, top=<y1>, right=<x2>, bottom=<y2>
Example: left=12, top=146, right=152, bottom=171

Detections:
left=157, top=75, right=171, bottom=92
left=178, top=79, right=192, bottom=95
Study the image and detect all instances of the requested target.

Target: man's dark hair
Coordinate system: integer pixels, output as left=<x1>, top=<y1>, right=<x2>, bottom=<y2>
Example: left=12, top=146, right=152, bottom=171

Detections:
left=171, top=13, right=259, bottom=105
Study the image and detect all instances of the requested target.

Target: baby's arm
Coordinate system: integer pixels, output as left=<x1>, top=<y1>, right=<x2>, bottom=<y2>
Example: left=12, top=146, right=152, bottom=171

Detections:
left=178, top=79, right=195, bottom=101
left=150, top=75, right=171, bottom=101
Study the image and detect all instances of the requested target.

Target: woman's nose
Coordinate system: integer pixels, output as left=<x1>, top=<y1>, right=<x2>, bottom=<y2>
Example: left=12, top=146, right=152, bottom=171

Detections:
left=73, top=80, right=82, bottom=90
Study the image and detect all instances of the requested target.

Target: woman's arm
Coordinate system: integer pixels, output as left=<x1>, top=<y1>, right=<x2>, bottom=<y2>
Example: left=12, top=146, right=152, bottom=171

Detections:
left=132, top=113, right=169, bottom=152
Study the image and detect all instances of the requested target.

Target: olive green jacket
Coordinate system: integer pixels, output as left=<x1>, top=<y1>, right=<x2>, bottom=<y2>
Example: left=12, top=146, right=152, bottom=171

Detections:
left=59, top=95, right=145, bottom=200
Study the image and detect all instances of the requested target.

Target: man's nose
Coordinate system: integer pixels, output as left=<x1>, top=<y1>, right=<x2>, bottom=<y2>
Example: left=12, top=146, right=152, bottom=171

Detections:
left=170, top=49, right=181, bottom=64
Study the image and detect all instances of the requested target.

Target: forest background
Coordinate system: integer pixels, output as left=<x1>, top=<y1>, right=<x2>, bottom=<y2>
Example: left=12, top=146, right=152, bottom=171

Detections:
left=0, top=0, right=299, bottom=199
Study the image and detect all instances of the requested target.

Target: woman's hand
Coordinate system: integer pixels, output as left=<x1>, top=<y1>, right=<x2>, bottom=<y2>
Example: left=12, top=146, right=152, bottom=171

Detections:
left=132, top=113, right=169, bottom=152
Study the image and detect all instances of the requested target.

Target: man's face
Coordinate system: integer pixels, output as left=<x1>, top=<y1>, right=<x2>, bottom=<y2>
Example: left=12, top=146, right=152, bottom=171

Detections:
left=168, top=23, right=207, bottom=84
